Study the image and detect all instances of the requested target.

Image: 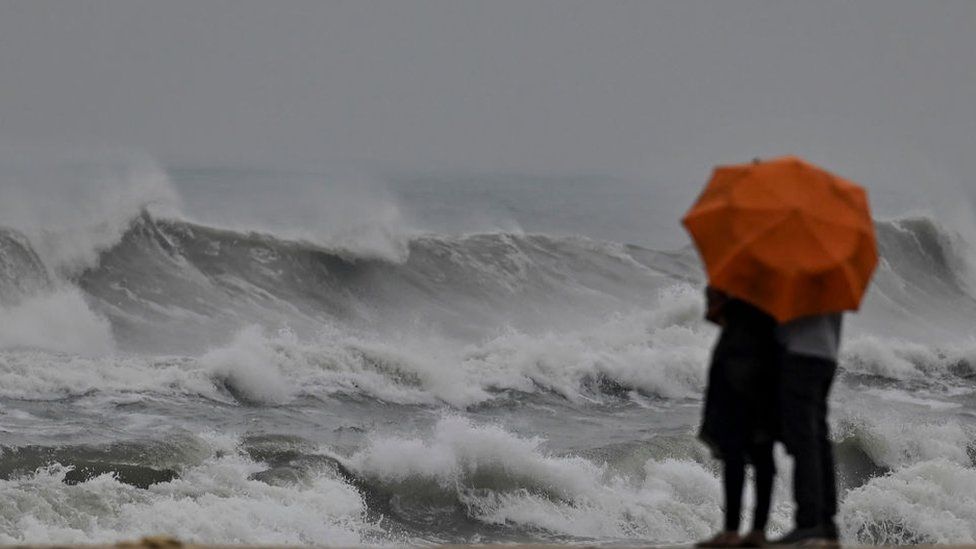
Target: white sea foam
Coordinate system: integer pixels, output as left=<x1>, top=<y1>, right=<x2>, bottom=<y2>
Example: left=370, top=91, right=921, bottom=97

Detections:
left=174, top=169, right=411, bottom=263
left=841, top=334, right=976, bottom=380
left=0, top=282, right=713, bottom=409
left=0, top=350, right=210, bottom=402
left=456, top=284, right=711, bottom=404
left=346, top=413, right=971, bottom=544
left=0, top=436, right=376, bottom=545
left=0, top=152, right=973, bottom=547
left=833, top=394, right=973, bottom=469
left=0, top=287, right=114, bottom=356
left=860, top=387, right=962, bottom=411
left=841, top=459, right=976, bottom=544
left=162, top=283, right=713, bottom=408
left=199, top=326, right=296, bottom=405
left=0, top=150, right=182, bottom=275
left=345, top=415, right=723, bottom=542
left=344, top=415, right=806, bottom=543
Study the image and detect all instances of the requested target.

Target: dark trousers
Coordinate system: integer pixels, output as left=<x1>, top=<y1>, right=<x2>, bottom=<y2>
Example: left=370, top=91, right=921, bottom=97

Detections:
left=723, top=442, right=776, bottom=532
left=779, top=354, right=838, bottom=530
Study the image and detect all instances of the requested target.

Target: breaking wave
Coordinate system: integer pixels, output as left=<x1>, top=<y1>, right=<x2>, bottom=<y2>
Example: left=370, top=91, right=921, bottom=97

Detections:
left=2, top=183, right=976, bottom=545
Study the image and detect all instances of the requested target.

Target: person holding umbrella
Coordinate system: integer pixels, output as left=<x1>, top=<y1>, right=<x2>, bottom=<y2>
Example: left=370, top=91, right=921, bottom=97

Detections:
left=696, top=285, right=780, bottom=548
left=773, top=312, right=844, bottom=545
left=683, top=157, right=878, bottom=547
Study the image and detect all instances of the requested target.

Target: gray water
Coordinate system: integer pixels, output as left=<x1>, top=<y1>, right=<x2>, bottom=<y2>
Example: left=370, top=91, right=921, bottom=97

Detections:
left=1, top=164, right=975, bottom=545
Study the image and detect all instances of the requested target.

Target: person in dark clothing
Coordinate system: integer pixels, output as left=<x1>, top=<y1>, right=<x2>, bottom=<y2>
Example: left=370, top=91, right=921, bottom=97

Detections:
left=769, top=314, right=843, bottom=547
left=697, top=287, right=780, bottom=548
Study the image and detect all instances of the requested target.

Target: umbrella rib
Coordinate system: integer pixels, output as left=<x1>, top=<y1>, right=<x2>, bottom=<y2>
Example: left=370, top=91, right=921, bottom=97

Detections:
left=800, top=215, right=846, bottom=265
left=801, top=207, right=873, bottom=231
left=799, top=217, right=869, bottom=309
left=708, top=210, right=794, bottom=277
left=802, top=215, right=877, bottom=268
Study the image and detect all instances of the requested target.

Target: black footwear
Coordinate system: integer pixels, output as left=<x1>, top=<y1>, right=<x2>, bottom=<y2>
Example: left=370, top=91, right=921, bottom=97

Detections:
left=738, top=530, right=766, bottom=547
left=696, top=531, right=743, bottom=547
left=822, top=520, right=839, bottom=541
left=768, top=526, right=839, bottom=547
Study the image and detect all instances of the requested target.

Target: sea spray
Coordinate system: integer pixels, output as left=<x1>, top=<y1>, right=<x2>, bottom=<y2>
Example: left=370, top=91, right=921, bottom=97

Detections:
left=841, top=459, right=976, bottom=544
left=0, top=287, right=114, bottom=356
left=0, top=435, right=375, bottom=545
left=346, top=415, right=726, bottom=542
left=0, top=151, right=182, bottom=275
left=0, top=163, right=975, bottom=544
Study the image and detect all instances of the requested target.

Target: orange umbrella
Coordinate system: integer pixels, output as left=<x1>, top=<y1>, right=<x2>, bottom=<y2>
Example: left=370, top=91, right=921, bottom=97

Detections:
left=681, top=156, right=878, bottom=322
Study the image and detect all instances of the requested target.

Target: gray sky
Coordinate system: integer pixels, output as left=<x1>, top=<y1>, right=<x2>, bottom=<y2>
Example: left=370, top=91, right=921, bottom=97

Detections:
left=0, top=1, right=973, bottom=199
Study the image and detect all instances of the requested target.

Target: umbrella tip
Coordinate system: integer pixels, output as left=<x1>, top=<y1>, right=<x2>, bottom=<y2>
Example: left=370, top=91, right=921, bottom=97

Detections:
left=752, top=157, right=761, bottom=164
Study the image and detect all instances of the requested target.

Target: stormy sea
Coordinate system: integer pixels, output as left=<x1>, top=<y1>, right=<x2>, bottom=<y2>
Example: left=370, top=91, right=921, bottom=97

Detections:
left=1, top=159, right=975, bottom=545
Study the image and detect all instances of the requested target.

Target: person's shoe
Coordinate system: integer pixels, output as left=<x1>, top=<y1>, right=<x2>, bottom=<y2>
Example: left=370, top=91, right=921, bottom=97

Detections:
left=696, top=531, right=743, bottom=547
left=768, top=526, right=839, bottom=547
left=822, top=520, right=839, bottom=542
left=738, top=530, right=766, bottom=547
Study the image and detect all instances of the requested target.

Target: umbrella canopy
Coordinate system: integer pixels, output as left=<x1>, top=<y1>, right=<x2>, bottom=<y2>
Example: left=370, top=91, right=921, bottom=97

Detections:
left=682, top=156, right=878, bottom=322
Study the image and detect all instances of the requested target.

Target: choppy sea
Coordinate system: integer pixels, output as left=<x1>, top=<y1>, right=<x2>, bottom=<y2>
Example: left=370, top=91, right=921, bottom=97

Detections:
left=1, top=158, right=975, bottom=545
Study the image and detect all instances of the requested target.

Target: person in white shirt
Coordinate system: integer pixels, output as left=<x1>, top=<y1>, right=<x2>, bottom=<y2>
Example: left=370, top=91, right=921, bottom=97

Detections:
left=770, top=313, right=843, bottom=547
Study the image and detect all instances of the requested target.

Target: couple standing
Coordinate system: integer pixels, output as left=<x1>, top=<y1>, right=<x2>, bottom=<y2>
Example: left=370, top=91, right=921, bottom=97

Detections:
left=681, top=157, right=879, bottom=548
left=697, top=287, right=841, bottom=547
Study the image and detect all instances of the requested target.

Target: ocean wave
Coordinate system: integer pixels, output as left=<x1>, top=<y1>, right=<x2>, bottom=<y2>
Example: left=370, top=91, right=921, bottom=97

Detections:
left=833, top=401, right=974, bottom=471
left=1, top=416, right=970, bottom=545
left=841, top=334, right=976, bottom=381
left=0, top=282, right=712, bottom=409
left=0, top=288, right=114, bottom=356
left=343, top=415, right=728, bottom=543
left=841, top=459, right=976, bottom=544
left=2, top=161, right=975, bottom=546
left=4, top=280, right=975, bottom=410
left=0, top=228, right=50, bottom=305
left=0, top=207, right=972, bottom=355
left=0, top=154, right=181, bottom=276
left=0, top=433, right=376, bottom=545
left=65, top=213, right=677, bottom=353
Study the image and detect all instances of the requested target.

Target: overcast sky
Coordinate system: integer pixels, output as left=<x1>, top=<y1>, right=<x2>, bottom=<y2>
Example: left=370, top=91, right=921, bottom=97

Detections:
left=0, top=0, right=973, bottom=199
